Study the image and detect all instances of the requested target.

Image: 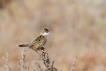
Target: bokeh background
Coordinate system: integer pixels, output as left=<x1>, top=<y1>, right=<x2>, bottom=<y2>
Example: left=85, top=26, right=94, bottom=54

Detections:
left=0, top=0, right=106, bottom=71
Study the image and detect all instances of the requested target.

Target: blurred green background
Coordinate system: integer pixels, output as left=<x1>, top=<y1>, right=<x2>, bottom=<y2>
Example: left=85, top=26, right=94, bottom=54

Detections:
left=0, top=0, right=106, bottom=71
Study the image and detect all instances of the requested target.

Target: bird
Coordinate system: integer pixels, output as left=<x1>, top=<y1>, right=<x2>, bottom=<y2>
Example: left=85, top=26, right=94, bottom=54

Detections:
left=18, top=28, right=50, bottom=51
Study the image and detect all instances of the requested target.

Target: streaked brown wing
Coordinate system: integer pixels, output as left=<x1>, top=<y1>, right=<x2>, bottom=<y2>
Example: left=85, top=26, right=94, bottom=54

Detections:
left=29, top=35, right=47, bottom=50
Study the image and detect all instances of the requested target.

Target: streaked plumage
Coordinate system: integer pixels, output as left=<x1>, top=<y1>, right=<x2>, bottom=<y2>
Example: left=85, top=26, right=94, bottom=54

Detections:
left=18, top=28, right=49, bottom=51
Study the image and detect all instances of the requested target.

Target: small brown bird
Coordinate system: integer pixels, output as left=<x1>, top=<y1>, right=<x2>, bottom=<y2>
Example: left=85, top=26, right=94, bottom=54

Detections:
left=18, top=28, right=50, bottom=51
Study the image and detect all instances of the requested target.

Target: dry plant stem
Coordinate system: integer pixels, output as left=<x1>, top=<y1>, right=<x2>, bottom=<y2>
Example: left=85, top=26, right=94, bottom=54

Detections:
left=51, top=61, right=55, bottom=70
left=2, top=50, right=11, bottom=71
left=27, top=63, right=30, bottom=71
left=41, top=49, right=50, bottom=68
left=36, top=63, right=42, bottom=71
left=39, top=49, right=57, bottom=71
left=1, top=47, right=58, bottom=71
left=70, top=56, right=78, bottom=71
left=32, top=58, right=43, bottom=71
left=18, top=48, right=26, bottom=71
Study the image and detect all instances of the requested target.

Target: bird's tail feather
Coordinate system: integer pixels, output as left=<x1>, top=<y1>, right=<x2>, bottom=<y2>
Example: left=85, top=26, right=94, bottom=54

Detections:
left=18, top=44, right=29, bottom=47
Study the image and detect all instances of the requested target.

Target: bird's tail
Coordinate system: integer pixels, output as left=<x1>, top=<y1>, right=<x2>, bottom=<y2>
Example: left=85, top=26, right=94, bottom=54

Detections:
left=18, top=44, right=29, bottom=47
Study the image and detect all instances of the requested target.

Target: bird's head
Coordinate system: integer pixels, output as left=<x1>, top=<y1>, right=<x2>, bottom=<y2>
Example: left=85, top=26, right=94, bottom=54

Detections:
left=40, top=28, right=50, bottom=36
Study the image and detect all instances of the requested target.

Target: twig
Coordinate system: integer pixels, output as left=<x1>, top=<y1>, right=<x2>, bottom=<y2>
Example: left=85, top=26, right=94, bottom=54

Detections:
left=2, top=50, right=11, bottom=71
left=37, top=49, right=57, bottom=71
left=18, top=48, right=26, bottom=71
left=70, top=56, right=78, bottom=71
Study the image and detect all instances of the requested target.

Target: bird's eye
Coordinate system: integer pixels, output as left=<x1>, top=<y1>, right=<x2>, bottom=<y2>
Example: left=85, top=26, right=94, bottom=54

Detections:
left=44, top=28, right=49, bottom=31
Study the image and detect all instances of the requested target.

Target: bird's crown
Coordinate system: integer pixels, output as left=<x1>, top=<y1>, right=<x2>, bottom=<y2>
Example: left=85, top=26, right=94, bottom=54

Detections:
left=40, top=28, right=50, bottom=36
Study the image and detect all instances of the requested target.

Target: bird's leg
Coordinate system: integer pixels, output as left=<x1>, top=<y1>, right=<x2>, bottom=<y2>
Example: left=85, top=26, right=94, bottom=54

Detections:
left=35, top=50, right=41, bottom=57
left=35, top=47, right=46, bottom=59
left=35, top=50, right=45, bottom=59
